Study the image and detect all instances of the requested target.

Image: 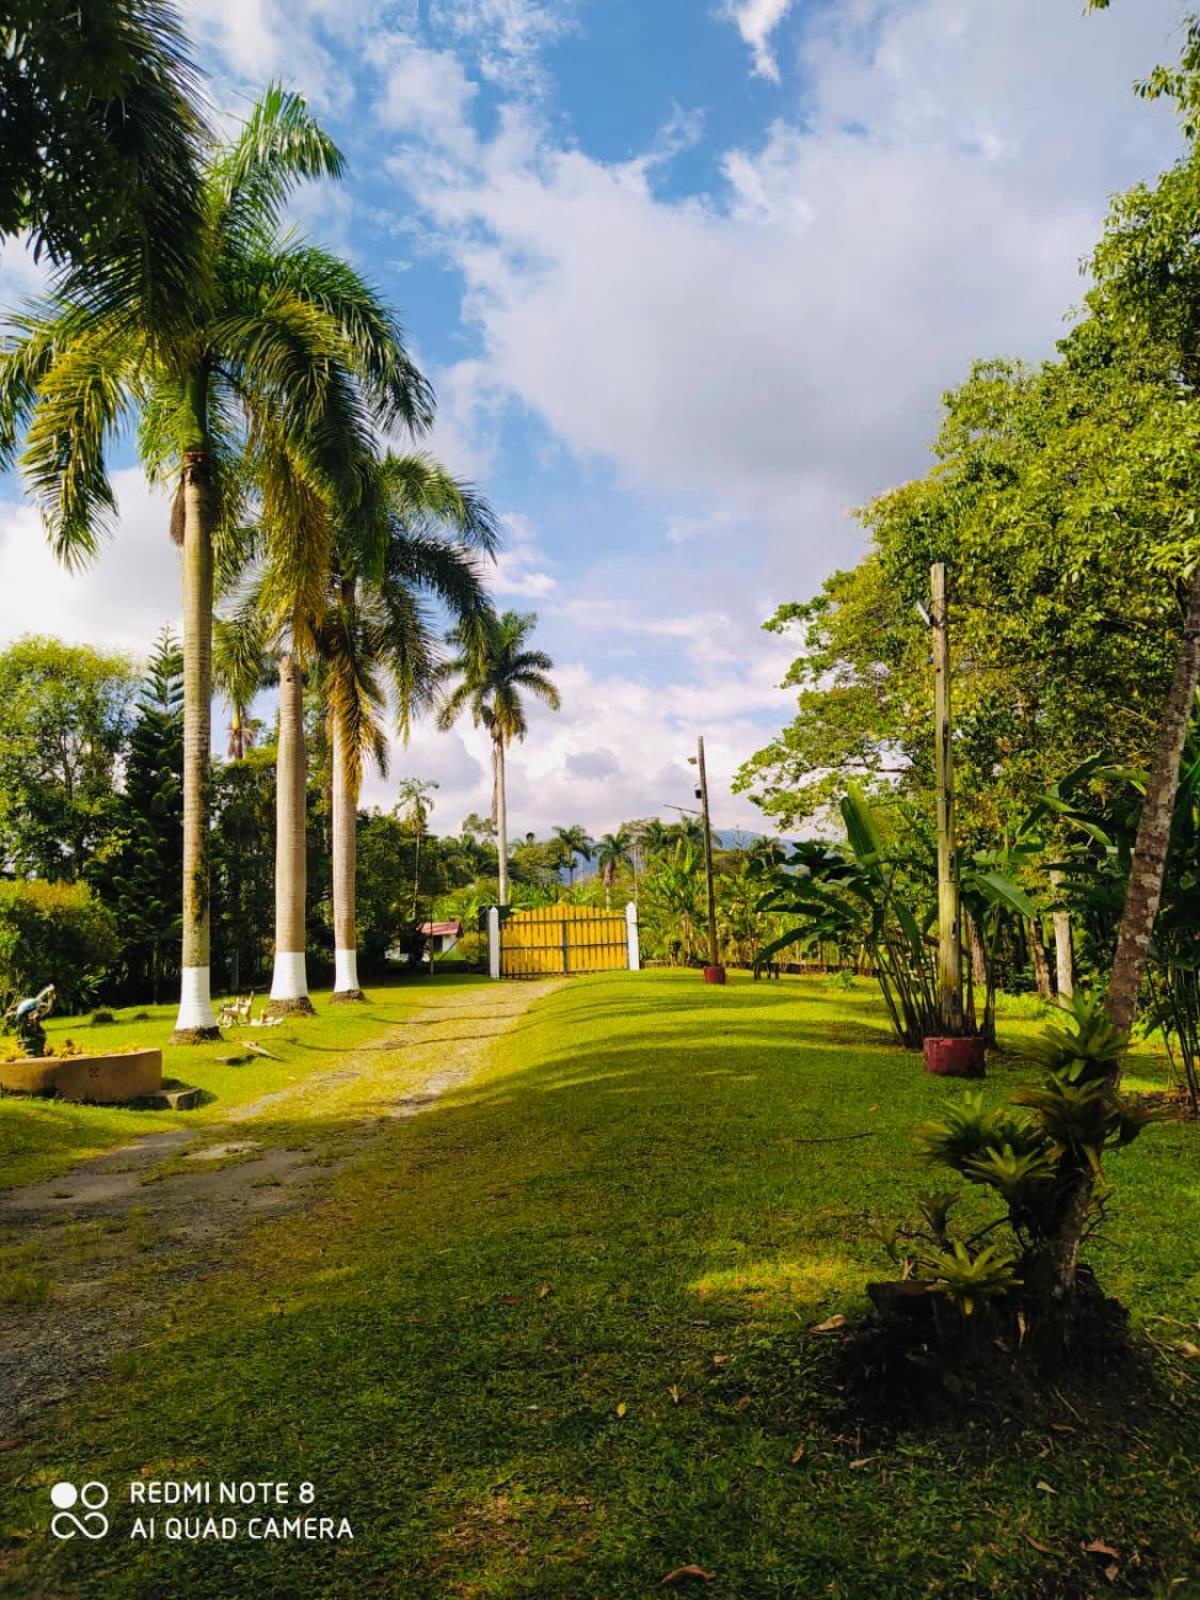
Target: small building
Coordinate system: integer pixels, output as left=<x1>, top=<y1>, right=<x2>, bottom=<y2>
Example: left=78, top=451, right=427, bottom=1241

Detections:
left=419, top=919, right=462, bottom=957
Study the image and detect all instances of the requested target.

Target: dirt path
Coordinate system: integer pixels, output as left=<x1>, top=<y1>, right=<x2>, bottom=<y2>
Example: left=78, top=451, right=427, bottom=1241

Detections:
left=0, top=978, right=559, bottom=1435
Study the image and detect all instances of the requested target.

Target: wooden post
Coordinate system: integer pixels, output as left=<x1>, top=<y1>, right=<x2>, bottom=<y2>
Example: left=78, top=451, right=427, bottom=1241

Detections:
left=932, top=563, right=963, bottom=1035
left=697, top=736, right=720, bottom=970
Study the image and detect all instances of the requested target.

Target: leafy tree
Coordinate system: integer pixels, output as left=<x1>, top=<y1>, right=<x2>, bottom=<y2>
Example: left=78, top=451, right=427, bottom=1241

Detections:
left=0, top=635, right=136, bottom=880
left=0, top=879, right=119, bottom=1012
left=209, top=746, right=276, bottom=995
left=436, top=611, right=561, bottom=907
left=0, top=86, right=430, bottom=1040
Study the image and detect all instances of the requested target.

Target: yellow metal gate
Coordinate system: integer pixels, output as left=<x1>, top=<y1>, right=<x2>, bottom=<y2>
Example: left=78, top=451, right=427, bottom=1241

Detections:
left=499, top=904, right=630, bottom=977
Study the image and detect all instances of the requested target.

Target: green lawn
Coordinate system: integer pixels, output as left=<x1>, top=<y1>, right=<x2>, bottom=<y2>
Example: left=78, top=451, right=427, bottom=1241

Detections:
left=3, top=971, right=1199, bottom=1598
left=0, top=974, right=488, bottom=1189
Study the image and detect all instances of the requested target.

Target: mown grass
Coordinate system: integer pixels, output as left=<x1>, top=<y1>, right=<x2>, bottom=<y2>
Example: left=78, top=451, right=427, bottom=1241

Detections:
left=0, top=974, right=487, bottom=1189
left=2, top=971, right=1199, bottom=1598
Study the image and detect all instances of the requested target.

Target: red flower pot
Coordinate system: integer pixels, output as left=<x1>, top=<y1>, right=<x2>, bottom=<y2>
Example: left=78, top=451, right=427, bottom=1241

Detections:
left=702, top=965, right=727, bottom=985
left=923, top=1036, right=986, bottom=1078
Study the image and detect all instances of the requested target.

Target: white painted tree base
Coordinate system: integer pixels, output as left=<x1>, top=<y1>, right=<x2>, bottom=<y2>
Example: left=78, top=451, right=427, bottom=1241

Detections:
left=269, top=950, right=311, bottom=1002
left=175, top=966, right=218, bottom=1033
left=333, top=948, right=359, bottom=994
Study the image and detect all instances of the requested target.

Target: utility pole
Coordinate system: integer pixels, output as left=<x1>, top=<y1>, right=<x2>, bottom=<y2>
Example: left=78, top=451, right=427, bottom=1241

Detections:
left=694, top=736, right=721, bottom=971
left=931, top=562, right=963, bottom=1034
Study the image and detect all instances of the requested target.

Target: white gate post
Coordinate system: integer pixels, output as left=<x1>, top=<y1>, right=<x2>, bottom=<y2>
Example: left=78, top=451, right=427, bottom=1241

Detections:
left=488, top=906, right=501, bottom=980
left=626, top=901, right=641, bottom=971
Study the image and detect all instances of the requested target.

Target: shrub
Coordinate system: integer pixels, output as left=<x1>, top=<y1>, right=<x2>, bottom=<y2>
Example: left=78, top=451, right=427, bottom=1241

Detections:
left=880, top=991, right=1159, bottom=1355
left=0, top=880, right=120, bottom=1014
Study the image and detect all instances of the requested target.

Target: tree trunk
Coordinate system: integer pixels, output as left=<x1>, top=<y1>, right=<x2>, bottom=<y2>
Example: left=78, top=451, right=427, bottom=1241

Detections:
left=964, top=911, right=988, bottom=988
left=330, top=698, right=364, bottom=1000
left=172, top=444, right=220, bottom=1041
left=1107, top=570, right=1200, bottom=1039
left=1045, top=572, right=1200, bottom=1308
left=267, top=653, right=314, bottom=1016
left=1028, top=917, right=1053, bottom=1001
left=1052, top=911, right=1073, bottom=1000
left=495, top=737, right=509, bottom=907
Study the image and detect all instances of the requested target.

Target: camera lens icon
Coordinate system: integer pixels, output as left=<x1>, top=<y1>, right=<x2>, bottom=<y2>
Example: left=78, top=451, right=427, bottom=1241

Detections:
left=49, top=1481, right=109, bottom=1539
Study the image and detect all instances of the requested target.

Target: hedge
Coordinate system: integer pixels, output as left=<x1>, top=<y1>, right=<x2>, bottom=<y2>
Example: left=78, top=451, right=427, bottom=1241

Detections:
left=0, top=880, right=120, bottom=1014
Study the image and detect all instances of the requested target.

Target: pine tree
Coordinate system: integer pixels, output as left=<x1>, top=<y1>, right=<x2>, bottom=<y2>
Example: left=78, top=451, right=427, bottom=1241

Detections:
left=100, top=628, right=184, bottom=1001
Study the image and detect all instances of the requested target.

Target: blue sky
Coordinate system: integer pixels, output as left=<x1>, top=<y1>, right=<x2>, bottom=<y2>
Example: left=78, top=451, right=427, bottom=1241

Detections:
left=0, top=0, right=1188, bottom=836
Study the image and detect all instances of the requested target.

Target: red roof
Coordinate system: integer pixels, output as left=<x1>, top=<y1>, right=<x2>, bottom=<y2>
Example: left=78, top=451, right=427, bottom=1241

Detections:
left=419, top=920, right=462, bottom=937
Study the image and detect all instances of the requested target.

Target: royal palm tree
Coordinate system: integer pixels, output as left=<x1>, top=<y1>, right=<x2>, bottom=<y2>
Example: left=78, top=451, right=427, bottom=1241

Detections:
left=320, top=454, right=496, bottom=1000
left=436, top=611, right=561, bottom=908
left=553, top=823, right=593, bottom=890
left=213, top=612, right=272, bottom=762
left=397, top=777, right=439, bottom=921
left=0, top=88, right=431, bottom=1038
left=595, top=827, right=632, bottom=909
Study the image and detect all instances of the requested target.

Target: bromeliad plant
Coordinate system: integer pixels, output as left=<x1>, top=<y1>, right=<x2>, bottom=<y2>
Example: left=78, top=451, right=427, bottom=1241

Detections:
left=881, top=991, right=1157, bottom=1347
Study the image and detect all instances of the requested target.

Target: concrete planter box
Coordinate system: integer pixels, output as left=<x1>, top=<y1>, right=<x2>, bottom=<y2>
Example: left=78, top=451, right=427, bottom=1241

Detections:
left=0, top=1047, right=163, bottom=1104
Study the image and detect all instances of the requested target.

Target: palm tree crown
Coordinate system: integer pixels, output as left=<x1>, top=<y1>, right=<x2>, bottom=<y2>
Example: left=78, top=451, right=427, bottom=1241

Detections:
left=437, top=610, right=561, bottom=906
left=554, top=823, right=593, bottom=888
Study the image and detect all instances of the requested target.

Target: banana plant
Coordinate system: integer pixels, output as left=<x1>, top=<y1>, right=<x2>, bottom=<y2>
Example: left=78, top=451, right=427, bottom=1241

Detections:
left=756, top=786, right=1037, bottom=1049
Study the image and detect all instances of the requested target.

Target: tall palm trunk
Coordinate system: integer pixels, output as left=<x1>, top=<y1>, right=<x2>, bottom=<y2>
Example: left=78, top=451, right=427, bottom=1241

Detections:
left=172, top=443, right=221, bottom=1041
left=331, top=699, right=365, bottom=1000
left=268, top=652, right=314, bottom=1015
left=495, top=736, right=510, bottom=907
left=1106, top=571, right=1200, bottom=1037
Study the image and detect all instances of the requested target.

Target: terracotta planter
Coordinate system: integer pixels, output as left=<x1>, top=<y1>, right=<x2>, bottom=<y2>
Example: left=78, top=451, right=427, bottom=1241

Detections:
left=0, top=1047, right=163, bottom=1104
left=923, top=1036, right=986, bottom=1079
left=702, top=965, right=727, bottom=985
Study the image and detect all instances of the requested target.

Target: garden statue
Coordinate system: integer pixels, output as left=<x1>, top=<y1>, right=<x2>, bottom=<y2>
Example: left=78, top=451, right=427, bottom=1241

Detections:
left=9, top=984, right=56, bottom=1057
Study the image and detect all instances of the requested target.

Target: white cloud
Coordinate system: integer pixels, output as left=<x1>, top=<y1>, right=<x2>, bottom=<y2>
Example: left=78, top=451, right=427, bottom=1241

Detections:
left=723, top=0, right=796, bottom=83
left=374, top=40, right=480, bottom=156
left=0, top=472, right=179, bottom=659
left=491, top=513, right=558, bottom=597
left=389, top=0, right=1181, bottom=606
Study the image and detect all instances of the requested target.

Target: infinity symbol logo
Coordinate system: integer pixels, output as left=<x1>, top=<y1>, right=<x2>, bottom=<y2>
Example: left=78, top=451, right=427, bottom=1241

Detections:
left=50, top=1481, right=109, bottom=1540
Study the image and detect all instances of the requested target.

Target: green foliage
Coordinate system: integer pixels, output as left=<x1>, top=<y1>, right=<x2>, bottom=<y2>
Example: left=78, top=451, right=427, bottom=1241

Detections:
left=894, top=990, right=1154, bottom=1324
left=0, top=636, right=136, bottom=880
left=1021, top=988, right=1130, bottom=1082
left=0, top=879, right=119, bottom=1012
left=0, top=0, right=205, bottom=294
left=91, top=628, right=183, bottom=1001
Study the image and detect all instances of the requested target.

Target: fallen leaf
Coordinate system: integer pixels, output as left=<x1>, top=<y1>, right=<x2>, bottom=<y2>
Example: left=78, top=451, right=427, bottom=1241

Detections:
left=669, top=1385, right=682, bottom=1405
left=0, top=1439, right=17, bottom=1452
left=1105, top=1565, right=1119, bottom=1583
left=735, top=1396, right=751, bottom=1412
left=849, top=1456, right=879, bottom=1470
left=1050, top=1423, right=1075, bottom=1434
left=812, top=1314, right=848, bottom=1333
left=497, top=1295, right=520, bottom=1306
left=662, top=1566, right=714, bottom=1585
left=1083, top=1540, right=1119, bottom=1559
left=538, top=1283, right=552, bottom=1299
left=1036, top=1481, right=1056, bottom=1495
left=712, top=1354, right=731, bottom=1367
left=790, top=1443, right=807, bottom=1464
left=615, top=1402, right=627, bottom=1418
left=1178, top=1341, right=1200, bottom=1358
left=1026, top=1537, right=1057, bottom=1555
